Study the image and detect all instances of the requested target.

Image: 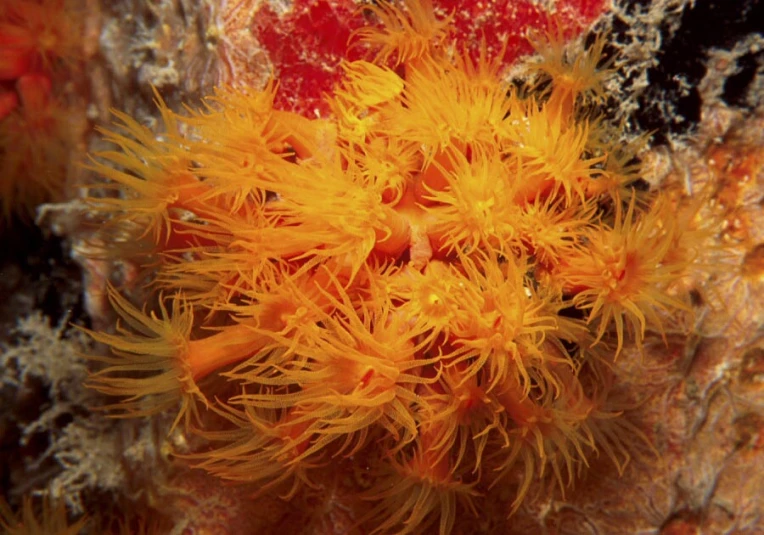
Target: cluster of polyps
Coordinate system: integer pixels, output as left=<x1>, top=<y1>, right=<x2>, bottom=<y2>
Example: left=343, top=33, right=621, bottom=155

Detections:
left=82, top=1, right=705, bottom=532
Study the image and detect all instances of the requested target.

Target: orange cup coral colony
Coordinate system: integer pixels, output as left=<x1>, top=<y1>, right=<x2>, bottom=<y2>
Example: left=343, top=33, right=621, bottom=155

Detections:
left=82, top=0, right=708, bottom=532
left=0, top=0, right=84, bottom=221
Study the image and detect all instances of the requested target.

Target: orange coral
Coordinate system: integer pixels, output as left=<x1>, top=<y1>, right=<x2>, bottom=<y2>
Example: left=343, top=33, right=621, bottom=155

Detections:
left=352, top=0, right=452, bottom=67
left=0, top=0, right=83, bottom=79
left=0, top=495, right=87, bottom=535
left=0, top=0, right=85, bottom=222
left=547, top=196, right=692, bottom=354
left=79, top=1, right=711, bottom=532
left=0, top=74, right=73, bottom=220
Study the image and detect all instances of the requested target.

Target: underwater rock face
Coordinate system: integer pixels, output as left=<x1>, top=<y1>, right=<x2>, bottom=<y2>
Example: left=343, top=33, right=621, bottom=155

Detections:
left=615, top=0, right=764, bottom=143
left=0, top=1, right=762, bottom=534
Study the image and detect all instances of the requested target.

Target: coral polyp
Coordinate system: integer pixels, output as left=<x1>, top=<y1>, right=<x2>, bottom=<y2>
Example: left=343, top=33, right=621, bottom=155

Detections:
left=0, top=0, right=87, bottom=222
left=81, top=0, right=707, bottom=532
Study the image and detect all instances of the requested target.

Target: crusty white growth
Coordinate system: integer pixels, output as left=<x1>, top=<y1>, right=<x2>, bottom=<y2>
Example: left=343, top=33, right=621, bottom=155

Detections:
left=0, top=314, right=125, bottom=514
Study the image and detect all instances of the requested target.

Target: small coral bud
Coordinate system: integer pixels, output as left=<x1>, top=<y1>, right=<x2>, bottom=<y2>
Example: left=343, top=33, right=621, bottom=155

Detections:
left=352, top=0, right=452, bottom=67
left=528, top=29, right=613, bottom=122
left=337, top=60, right=404, bottom=107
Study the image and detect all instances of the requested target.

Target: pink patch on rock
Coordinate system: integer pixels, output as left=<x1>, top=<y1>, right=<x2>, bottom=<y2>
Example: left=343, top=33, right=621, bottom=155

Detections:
left=252, top=0, right=365, bottom=116
left=439, top=0, right=609, bottom=64
left=253, top=0, right=609, bottom=116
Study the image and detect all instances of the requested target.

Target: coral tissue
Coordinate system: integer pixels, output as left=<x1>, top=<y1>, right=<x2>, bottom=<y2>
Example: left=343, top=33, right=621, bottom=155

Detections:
left=82, top=1, right=711, bottom=533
